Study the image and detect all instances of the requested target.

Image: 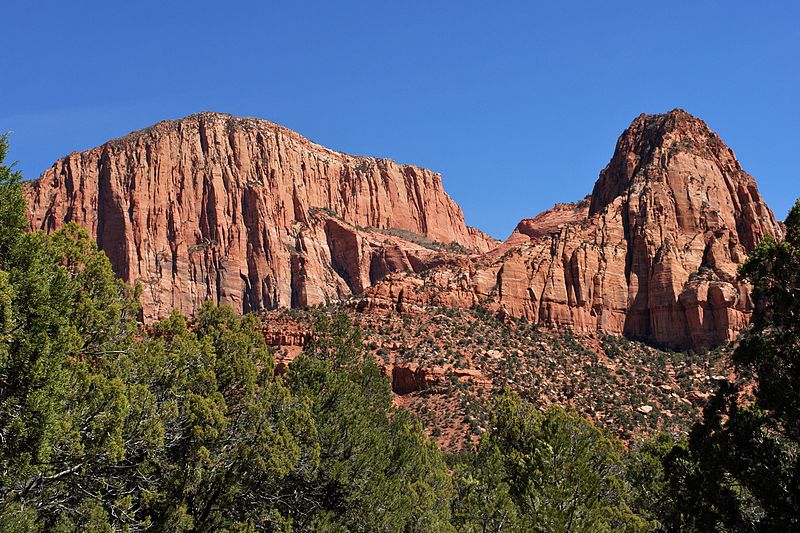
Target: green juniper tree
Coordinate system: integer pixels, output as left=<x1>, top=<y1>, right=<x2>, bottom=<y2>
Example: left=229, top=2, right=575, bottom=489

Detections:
left=0, top=135, right=136, bottom=529
left=284, top=310, right=455, bottom=532
left=664, top=200, right=800, bottom=532
left=451, top=389, right=651, bottom=532
left=0, top=134, right=27, bottom=258
left=624, top=432, right=681, bottom=531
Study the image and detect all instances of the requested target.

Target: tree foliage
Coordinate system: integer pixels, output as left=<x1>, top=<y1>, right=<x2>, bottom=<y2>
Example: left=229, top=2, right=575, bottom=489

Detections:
left=283, top=310, right=454, bottom=531
left=451, top=390, right=651, bottom=532
left=0, top=134, right=27, bottom=259
left=662, top=200, right=800, bottom=532
left=11, top=136, right=800, bottom=531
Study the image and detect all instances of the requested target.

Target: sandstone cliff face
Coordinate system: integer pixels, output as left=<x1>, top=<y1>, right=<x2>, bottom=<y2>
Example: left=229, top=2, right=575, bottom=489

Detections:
left=363, top=110, right=782, bottom=350
left=503, top=197, right=591, bottom=248
left=25, top=109, right=780, bottom=350
left=25, top=112, right=496, bottom=321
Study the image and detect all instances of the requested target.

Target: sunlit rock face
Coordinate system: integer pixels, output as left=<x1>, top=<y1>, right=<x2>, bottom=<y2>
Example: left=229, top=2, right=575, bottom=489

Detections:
left=362, top=110, right=782, bottom=351
left=25, top=112, right=496, bottom=321
left=25, top=109, right=781, bottom=350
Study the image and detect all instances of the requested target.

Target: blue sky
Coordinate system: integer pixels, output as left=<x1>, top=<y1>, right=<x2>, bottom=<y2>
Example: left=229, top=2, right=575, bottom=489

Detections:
left=3, top=1, right=798, bottom=239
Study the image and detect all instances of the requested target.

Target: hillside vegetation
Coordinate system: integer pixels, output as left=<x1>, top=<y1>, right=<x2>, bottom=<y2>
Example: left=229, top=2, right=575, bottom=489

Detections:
left=1, top=137, right=798, bottom=530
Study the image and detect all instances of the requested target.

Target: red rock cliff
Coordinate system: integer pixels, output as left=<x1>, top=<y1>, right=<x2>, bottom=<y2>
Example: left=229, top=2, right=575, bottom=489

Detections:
left=25, top=112, right=496, bottom=321
left=363, top=110, right=783, bottom=350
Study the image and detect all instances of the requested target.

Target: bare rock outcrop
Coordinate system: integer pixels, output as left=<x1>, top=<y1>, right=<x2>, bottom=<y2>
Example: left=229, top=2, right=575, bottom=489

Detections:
left=504, top=197, right=591, bottom=247
left=362, top=110, right=782, bottom=350
left=25, top=112, right=496, bottom=321
left=24, top=109, right=781, bottom=351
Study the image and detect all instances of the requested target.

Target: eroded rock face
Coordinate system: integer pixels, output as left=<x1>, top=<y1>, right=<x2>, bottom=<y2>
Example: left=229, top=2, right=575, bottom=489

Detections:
left=25, top=109, right=781, bottom=351
left=504, top=197, right=591, bottom=247
left=363, top=110, right=782, bottom=350
left=25, top=112, right=496, bottom=321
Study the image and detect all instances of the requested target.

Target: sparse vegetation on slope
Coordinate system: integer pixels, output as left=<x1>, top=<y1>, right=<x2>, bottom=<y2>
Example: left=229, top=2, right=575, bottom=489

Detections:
left=262, top=304, right=731, bottom=450
left=4, top=135, right=799, bottom=531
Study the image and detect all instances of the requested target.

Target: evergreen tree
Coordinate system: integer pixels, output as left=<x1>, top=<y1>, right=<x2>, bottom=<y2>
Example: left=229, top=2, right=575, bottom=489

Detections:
left=285, top=310, right=454, bottom=532
left=0, top=134, right=27, bottom=259
left=664, top=200, right=800, bottom=531
left=450, top=445, right=521, bottom=532
left=0, top=137, right=132, bottom=524
left=625, top=433, right=681, bottom=531
left=453, top=389, right=650, bottom=532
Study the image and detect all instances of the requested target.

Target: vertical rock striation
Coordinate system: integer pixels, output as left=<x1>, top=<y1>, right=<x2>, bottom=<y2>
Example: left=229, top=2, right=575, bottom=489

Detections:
left=363, top=110, right=783, bottom=350
left=25, top=112, right=496, bottom=321
left=25, top=109, right=781, bottom=350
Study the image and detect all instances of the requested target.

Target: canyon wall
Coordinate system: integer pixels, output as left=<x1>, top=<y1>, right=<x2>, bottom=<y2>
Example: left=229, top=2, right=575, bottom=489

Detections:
left=363, top=110, right=783, bottom=350
left=25, top=109, right=781, bottom=350
left=25, top=112, right=495, bottom=321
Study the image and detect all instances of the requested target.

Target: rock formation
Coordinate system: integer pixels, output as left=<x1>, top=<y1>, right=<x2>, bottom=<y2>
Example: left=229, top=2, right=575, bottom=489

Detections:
left=25, top=109, right=782, bottom=350
left=25, top=112, right=496, bottom=321
left=362, top=110, right=782, bottom=350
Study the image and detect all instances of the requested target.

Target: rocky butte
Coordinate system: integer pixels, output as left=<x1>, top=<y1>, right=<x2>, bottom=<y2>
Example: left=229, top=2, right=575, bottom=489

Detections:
left=25, top=112, right=496, bottom=321
left=362, top=110, right=782, bottom=350
left=26, top=109, right=781, bottom=350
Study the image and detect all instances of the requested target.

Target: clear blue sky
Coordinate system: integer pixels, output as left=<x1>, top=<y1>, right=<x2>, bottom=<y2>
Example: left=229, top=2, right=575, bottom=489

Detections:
left=3, top=1, right=798, bottom=239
